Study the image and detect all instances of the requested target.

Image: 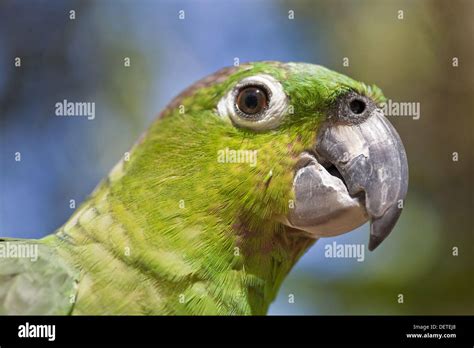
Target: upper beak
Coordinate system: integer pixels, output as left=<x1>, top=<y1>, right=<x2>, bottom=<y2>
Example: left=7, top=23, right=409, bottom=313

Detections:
left=315, top=109, right=409, bottom=250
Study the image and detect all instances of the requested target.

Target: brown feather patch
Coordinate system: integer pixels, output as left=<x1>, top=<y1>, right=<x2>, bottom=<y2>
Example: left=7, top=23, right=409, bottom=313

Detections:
left=158, top=66, right=240, bottom=119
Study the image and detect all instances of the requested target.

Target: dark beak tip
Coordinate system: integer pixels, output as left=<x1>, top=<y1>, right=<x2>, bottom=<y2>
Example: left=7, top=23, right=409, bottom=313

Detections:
left=368, top=233, right=384, bottom=251
left=368, top=205, right=403, bottom=251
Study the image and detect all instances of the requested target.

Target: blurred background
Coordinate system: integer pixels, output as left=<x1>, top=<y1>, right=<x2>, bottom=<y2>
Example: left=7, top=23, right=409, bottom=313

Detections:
left=0, top=0, right=472, bottom=314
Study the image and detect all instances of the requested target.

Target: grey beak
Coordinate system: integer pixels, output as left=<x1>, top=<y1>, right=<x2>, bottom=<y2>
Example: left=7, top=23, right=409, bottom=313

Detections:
left=316, top=109, right=409, bottom=250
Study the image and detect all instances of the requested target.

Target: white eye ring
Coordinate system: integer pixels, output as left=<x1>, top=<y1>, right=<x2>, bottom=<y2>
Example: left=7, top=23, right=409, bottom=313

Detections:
left=217, top=74, right=289, bottom=130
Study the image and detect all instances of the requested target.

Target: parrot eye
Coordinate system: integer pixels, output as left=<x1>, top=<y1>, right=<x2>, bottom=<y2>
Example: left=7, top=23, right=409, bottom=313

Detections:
left=217, top=74, right=289, bottom=131
left=235, top=86, right=269, bottom=117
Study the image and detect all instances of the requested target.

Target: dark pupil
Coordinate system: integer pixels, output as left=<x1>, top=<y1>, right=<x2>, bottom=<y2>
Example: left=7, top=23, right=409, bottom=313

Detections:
left=237, top=87, right=267, bottom=115
left=244, top=93, right=259, bottom=110
left=349, top=99, right=366, bottom=114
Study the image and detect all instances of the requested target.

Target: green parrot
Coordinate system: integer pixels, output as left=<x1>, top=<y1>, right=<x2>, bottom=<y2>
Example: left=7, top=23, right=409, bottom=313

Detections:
left=0, top=61, right=408, bottom=315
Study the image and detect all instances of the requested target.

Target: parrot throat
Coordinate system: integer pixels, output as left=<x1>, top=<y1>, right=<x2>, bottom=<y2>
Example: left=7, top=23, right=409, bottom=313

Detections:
left=232, top=216, right=316, bottom=314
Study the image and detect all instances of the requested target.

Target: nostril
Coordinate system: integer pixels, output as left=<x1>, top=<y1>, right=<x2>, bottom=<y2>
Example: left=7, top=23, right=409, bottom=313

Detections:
left=349, top=99, right=366, bottom=114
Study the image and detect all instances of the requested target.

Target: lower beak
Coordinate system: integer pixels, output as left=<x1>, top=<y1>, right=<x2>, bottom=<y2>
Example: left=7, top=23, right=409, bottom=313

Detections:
left=316, top=109, right=409, bottom=250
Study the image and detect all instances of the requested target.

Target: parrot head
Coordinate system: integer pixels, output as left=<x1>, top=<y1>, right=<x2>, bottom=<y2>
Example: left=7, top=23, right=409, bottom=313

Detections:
left=147, top=61, right=408, bottom=252
left=57, top=61, right=409, bottom=314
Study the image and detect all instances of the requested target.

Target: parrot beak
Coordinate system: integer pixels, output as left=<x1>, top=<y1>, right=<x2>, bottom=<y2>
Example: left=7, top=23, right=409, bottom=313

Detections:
left=286, top=104, right=408, bottom=251
left=315, top=108, right=409, bottom=250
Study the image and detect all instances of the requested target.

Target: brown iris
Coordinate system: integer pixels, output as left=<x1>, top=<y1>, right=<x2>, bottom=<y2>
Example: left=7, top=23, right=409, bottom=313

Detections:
left=236, top=86, right=268, bottom=116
